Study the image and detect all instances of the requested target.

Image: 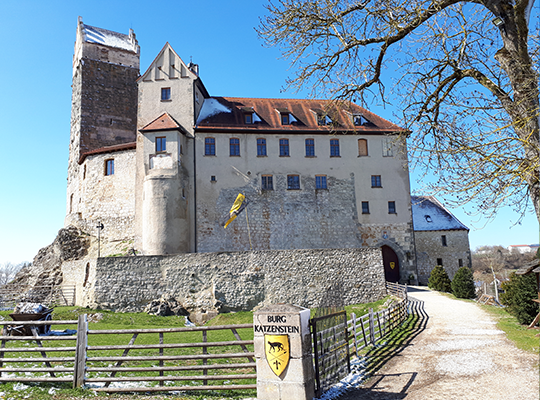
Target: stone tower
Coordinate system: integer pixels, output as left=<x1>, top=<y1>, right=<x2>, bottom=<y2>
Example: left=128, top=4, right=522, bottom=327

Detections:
left=66, top=17, right=140, bottom=229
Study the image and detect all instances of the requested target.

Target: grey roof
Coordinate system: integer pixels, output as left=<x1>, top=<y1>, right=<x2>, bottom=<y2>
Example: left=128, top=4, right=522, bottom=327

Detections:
left=82, top=24, right=137, bottom=52
left=516, top=259, right=540, bottom=275
left=411, top=196, right=469, bottom=231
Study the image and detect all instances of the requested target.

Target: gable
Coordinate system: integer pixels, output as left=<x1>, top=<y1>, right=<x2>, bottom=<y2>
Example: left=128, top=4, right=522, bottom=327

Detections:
left=139, top=43, right=196, bottom=82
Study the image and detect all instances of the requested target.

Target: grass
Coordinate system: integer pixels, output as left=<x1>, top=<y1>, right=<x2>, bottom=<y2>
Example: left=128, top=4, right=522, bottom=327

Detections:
left=479, top=303, right=540, bottom=355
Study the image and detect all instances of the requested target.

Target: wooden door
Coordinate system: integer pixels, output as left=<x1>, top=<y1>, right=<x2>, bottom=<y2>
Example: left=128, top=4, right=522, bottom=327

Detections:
left=382, top=245, right=400, bottom=282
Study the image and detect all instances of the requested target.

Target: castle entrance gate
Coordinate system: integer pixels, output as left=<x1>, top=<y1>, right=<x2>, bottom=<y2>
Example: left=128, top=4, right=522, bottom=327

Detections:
left=381, top=245, right=400, bottom=282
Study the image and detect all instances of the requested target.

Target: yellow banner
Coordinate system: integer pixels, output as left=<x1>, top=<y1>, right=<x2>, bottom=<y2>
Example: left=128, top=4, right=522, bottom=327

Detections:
left=224, top=193, right=245, bottom=228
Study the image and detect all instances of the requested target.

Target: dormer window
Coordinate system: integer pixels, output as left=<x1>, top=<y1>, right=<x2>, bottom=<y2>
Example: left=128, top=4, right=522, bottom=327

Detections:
left=277, top=108, right=296, bottom=125
left=312, top=109, right=333, bottom=126
left=241, top=107, right=261, bottom=124
left=156, top=137, right=166, bottom=153
left=353, top=114, right=369, bottom=126
left=245, top=113, right=253, bottom=124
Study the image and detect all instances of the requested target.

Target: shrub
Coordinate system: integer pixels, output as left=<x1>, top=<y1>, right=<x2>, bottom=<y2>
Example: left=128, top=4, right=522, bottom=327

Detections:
left=428, top=265, right=452, bottom=292
left=500, top=273, right=538, bottom=325
left=451, top=267, right=476, bottom=298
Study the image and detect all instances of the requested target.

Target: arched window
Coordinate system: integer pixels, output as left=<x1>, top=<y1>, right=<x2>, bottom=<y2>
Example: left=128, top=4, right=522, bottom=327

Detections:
left=358, top=139, right=368, bottom=156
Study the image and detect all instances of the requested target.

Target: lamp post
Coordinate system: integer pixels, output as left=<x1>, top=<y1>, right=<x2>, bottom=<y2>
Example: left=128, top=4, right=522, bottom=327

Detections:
left=96, top=222, right=104, bottom=258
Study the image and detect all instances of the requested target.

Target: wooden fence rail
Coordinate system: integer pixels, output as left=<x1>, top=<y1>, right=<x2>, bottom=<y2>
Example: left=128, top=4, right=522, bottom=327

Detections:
left=0, top=317, right=255, bottom=393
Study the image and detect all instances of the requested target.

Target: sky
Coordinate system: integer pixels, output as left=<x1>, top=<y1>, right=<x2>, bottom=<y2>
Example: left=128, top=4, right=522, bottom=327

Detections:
left=0, top=1, right=538, bottom=265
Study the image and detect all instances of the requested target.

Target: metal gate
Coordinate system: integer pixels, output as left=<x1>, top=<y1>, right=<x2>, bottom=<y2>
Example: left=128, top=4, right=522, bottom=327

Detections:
left=310, top=310, right=350, bottom=397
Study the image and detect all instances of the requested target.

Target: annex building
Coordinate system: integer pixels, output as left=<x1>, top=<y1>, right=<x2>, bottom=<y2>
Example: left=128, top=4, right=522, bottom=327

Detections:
left=65, top=18, right=417, bottom=284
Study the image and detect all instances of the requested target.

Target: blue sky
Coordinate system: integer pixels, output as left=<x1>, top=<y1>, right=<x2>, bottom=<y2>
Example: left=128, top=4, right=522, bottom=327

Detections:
left=0, top=1, right=537, bottom=265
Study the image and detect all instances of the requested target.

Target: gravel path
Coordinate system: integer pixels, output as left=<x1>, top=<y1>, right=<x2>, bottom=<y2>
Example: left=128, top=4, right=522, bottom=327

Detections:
left=339, top=286, right=539, bottom=400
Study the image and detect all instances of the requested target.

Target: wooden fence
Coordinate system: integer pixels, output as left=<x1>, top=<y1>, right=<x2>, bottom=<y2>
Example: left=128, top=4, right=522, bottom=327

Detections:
left=347, top=282, right=408, bottom=358
left=0, top=316, right=255, bottom=393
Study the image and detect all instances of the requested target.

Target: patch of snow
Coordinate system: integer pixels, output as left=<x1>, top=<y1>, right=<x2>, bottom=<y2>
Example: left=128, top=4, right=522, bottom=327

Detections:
left=13, top=383, right=29, bottom=391
left=196, top=98, right=232, bottom=124
left=315, top=357, right=367, bottom=400
left=253, top=113, right=262, bottom=123
left=289, top=114, right=298, bottom=123
left=437, top=352, right=494, bottom=375
left=48, top=388, right=56, bottom=395
left=83, top=25, right=135, bottom=52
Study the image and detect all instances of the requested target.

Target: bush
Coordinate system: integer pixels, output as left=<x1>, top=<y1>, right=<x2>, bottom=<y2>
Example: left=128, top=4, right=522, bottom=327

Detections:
left=500, top=273, right=538, bottom=325
left=451, top=267, right=476, bottom=298
left=428, top=265, right=452, bottom=292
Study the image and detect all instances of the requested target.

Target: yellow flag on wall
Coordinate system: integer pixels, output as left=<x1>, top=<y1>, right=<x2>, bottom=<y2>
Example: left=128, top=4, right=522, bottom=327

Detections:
left=223, top=193, right=249, bottom=228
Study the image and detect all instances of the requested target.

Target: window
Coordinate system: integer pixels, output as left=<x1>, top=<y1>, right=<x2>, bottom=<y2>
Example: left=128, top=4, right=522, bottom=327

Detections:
left=317, top=114, right=331, bottom=126
left=315, top=175, right=327, bottom=189
left=353, top=114, right=368, bottom=126
left=442, top=235, right=447, bottom=246
left=281, top=113, right=290, bottom=125
left=211, top=175, right=216, bottom=182
left=262, top=175, right=273, bottom=190
left=105, top=159, right=114, bottom=176
left=230, top=138, right=240, bottom=156
left=437, top=258, right=443, bottom=266
left=362, top=201, right=370, bottom=214
left=459, top=259, right=463, bottom=267
left=257, top=138, right=267, bottom=156
left=245, top=113, right=253, bottom=124
left=83, top=164, right=86, bottom=179
left=382, top=137, right=394, bottom=157
left=330, top=139, right=340, bottom=157
left=156, top=137, right=166, bottom=152
left=305, top=139, right=315, bottom=157
left=388, top=201, right=396, bottom=214
left=358, top=139, right=368, bottom=156
left=161, top=87, right=171, bottom=101
left=287, top=175, right=300, bottom=190
left=279, top=139, right=290, bottom=156
left=205, top=137, right=215, bottom=156
left=371, top=175, right=382, bottom=188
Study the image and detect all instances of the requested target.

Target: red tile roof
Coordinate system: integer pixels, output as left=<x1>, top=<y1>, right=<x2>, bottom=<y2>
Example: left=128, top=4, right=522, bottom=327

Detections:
left=195, top=97, right=405, bottom=134
left=140, top=112, right=182, bottom=131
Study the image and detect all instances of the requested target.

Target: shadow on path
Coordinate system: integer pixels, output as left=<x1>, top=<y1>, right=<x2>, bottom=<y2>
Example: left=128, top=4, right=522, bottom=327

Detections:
left=337, top=296, right=429, bottom=399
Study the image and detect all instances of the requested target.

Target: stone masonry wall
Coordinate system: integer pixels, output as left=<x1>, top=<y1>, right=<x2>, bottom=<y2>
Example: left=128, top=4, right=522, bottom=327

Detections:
left=415, top=230, right=471, bottom=285
left=75, top=248, right=386, bottom=318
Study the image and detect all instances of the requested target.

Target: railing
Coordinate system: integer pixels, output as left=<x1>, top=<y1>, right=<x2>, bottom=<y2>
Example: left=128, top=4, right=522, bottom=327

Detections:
left=0, top=316, right=256, bottom=393
left=348, top=282, right=408, bottom=357
left=0, top=285, right=76, bottom=308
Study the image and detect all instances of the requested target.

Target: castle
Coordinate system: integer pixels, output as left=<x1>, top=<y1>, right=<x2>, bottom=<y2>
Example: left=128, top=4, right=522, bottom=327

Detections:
left=65, top=17, right=418, bottom=289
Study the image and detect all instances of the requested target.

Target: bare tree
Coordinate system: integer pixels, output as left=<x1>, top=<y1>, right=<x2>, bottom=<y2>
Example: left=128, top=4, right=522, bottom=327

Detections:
left=0, top=262, right=26, bottom=286
left=258, top=0, right=539, bottom=222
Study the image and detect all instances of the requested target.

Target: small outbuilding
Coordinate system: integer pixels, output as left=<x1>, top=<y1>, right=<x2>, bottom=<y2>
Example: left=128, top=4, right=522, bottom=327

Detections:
left=412, top=196, right=471, bottom=285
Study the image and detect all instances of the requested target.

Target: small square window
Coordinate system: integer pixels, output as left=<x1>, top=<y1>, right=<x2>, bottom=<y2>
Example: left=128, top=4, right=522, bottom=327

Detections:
left=262, top=175, right=273, bottom=190
left=205, top=137, right=215, bottom=156
left=230, top=138, right=240, bottom=156
left=156, top=137, right=166, bottom=152
left=105, top=159, right=114, bottom=176
left=305, top=139, right=315, bottom=157
left=245, top=113, right=253, bottom=124
left=257, top=138, right=267, bottom=156
left=287, top=175, right=300, bottom=190
left=281, top=114, right=290, bottom=125
left=280, top=139, right=290, bottom=157
left=388, top=201, right=396, bottom=214
left=382, top=137, right=394, bottom=157
left=362, top=201, right=370, bottom=214
left=161, top=87, right=171, bottom=101
left=442, top=235, right=447, bottom=246
left=371, top=175, right=382, bottom=188
left=330, top=139, right=340, bottom=157
left=210, top=175, right=216, bottom=182
left=315, top=175, right=327, bottom=189
left=437, top=258, right=443, bottom=266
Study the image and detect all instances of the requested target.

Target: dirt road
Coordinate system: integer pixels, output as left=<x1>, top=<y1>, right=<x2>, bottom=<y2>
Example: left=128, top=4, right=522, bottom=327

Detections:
left=340, top=286, right=539, bottom=400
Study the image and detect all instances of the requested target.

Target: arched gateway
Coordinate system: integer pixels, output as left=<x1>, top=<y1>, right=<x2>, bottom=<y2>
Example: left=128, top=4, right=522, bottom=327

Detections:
left=382, top=245, right=400, bottom=282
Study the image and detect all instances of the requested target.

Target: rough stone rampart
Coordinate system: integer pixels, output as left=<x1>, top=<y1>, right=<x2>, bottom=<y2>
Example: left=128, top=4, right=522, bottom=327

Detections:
left=72, top=248, right=385, bottom=318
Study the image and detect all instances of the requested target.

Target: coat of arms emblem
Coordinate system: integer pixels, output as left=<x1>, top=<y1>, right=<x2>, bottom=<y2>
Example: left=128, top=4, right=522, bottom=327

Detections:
left=265, top=334, right=290, bottom=376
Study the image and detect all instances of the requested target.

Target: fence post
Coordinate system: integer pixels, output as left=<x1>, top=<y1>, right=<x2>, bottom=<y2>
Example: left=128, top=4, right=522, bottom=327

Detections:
left=73, top=314, right=88, bottom=388
left=369, top=308, right=375, bottom=345
left=351, top=312, right=358, bottom=358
